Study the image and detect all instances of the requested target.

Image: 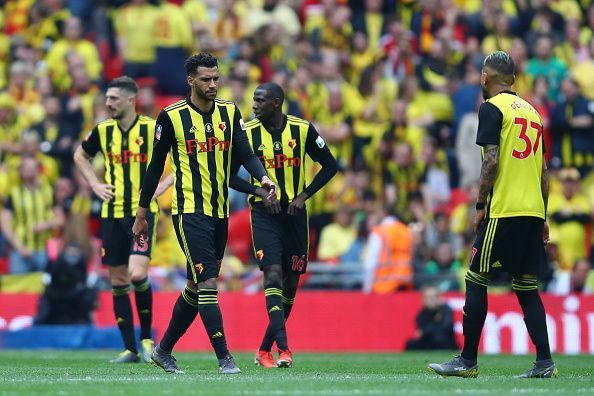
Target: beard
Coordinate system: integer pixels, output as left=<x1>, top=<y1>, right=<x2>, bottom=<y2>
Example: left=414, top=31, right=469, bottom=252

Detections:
left=482, top=85, right=490, bottom=100
left=110, top=109, right=124, bottom=120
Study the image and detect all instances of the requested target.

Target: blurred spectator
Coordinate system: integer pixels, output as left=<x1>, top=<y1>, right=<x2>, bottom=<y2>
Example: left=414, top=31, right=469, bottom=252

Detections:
left=405, top=286, right=458, bottom=350
left=548, top=167, right=592, bottom=271
left=363, top=206, right=413, bottom=293
left=247, top=0, right=302, bottom=37
left=552, top=77, right=594, bottom=174
left=525, top=35, right=567, bottom=102
left=571, top=37, right=594, bottom=101
left=1, top=157, right=64, bottom=274
left=317, top=206, right=357, bottom=263
left=419, top=136, right=451, bottom=211
left=113, top=0, right=157, bottom=79
left=35, top=213, right=98, bottom=324
left=455, top=92, right=482, bottom=188
left=153, top=0, right=193, bottom=95
left=547, top=258, right=594, bottom=295
left=421, top=242, right=462, bottom=292
left=45, top=16, right=102, bottom=91
left=424, top=212, right=463, bottom=259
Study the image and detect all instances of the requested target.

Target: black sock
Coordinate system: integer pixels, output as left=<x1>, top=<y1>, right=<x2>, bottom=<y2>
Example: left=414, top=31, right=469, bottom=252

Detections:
left=160, top=287, right=199, bottom=353
left=113, top=284, right=137, bottom=353
left=132, top=277, right=153, bottom=340
left=461, top=271, right=489, bottom=363
left=283, top=295, right=295, bottom=320
left=197, top=289, right=229, bottom=360
left=513, top=278, right=552, bottom=361
left=259, top=287, right=288, bottom=352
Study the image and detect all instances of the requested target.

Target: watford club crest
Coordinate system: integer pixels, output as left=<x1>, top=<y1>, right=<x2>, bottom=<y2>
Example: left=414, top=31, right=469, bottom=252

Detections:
left=288, top=139, right=297, bottom=149
left=136, top=136, right=144, bottom=146
left=218, top=122, right=227, bottom=132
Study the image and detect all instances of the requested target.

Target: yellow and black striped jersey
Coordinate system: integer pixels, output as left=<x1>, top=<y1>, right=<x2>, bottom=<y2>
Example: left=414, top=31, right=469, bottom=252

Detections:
left=81, top=115, right=159, bottom=218
left=5, top=182, right=55, bottom=251
left=243, top=115, right=337, bottom=207
left=477, top=91, right=545, bottom=219
left=138, top=98, right=267, bottom=218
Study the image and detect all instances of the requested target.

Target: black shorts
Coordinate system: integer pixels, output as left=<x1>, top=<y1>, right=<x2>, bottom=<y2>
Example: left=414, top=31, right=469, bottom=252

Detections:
left=101, top=213, right=156, bottom=266
left=470, top=216, right=546, bottom=276
left=172, top=212, right=228, bottom=284
left=251, top=204, right=309, bottom=275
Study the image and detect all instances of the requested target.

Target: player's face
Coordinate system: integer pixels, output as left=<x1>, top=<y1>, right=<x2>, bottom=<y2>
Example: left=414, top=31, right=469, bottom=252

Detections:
left=189, top=67, right=219, bottom=101
left=252, top=89, right=275, bottom=121
left=105, top=88, right=134, bottom=120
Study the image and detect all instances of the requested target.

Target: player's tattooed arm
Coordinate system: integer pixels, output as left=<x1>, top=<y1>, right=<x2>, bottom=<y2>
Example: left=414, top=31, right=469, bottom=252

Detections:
left=541, top=159, right=549, bottom=214
left=477, top=144, right=499, bottom=204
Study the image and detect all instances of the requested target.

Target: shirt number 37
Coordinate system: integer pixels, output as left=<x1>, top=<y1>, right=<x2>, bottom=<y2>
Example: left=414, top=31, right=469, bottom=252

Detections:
left=512, top=117, right=543, bottom=160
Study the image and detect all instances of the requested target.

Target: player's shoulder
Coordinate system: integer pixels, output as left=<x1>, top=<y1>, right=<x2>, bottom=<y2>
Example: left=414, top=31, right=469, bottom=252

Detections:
left=286, top=114, right=310, bottom=127
left=214, top=97, right=235, bottom=105
left=163, top=98, right=188, bottom=113
left=244, top=118, right=261, bottom=130
left=95, top=118, right=117, bottom=129
left=138, top=114, right=155, bottom=124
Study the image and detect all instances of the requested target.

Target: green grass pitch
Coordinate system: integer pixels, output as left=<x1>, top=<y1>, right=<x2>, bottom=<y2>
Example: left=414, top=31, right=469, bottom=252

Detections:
left=0, top=351, right=592, bottom=395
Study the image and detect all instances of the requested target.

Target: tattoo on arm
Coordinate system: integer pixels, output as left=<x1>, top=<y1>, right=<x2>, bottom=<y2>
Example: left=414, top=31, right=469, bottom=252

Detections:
left=541, top=160, right=549, bottom=215
left=478, top=144, right=499, bottom=203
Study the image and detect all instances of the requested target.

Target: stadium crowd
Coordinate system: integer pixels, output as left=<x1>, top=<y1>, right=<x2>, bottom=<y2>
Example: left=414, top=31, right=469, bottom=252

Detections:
left=0, top=0, right=593, bottom=295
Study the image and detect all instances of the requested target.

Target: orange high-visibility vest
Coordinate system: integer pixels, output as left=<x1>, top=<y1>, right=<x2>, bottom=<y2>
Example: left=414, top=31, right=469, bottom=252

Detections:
left=372, top=220, right=413, bottom=294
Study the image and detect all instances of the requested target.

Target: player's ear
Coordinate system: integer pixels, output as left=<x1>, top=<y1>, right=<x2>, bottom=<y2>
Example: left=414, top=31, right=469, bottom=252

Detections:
left=187, top=75, right=193, bottom=87
left=510, top=74, right=516, bottom=86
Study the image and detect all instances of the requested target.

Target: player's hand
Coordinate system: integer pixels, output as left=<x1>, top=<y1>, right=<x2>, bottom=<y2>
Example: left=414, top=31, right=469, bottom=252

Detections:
left=473, top=208, right=486, bottom=233
left=91, top=182, right=115, bottom=201
left=260, top=176, right=277, bottom=202
left=287, top=192, right=307, bottom=216
left=543, top=220, right=550, bottom=245
left=132, top=209, right=149, bottom=248
left=256, top=187, right=281, bottom=215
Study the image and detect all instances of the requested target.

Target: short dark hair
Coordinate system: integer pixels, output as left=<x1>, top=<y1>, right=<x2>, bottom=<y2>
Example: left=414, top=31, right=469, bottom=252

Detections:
left=483, top=51, right=515, bottom=82
left=257, top=82, right=285, bottom=104
left=185, top=52, right=218, bottom=76
left=107, top=76, right=138, bottom=95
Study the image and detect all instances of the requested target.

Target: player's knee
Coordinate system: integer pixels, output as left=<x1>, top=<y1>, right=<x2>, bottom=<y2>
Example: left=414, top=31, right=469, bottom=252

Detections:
left=465, top=270, right=490, bottom=288
left=109, top=268, right=129, bottom=286
left=263, top=266, right=283, bottom=289
left=512, top=275, right=538, bottom=292
left=197, top=277, right=217, bottom=291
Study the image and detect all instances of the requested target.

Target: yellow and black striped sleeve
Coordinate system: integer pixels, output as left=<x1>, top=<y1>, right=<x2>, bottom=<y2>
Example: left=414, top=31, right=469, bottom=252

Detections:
left=139, top=110, right=174, bottom=209
left=302, top=123, right=338, bottom=198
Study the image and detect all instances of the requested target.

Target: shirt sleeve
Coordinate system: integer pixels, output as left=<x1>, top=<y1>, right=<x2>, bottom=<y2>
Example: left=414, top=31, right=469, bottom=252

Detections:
left=231, top=106, right=267, bottom=181
left=138, top=110, right=175, bottom=209
left=476, top=101, right=502, bottom=146
left=302, top=123, right=338, bottom=198
left=80, top=126, right=101, bottom=157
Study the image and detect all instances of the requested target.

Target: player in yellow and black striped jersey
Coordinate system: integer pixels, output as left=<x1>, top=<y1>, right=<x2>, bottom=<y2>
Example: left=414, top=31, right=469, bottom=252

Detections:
left=0, top=157, right=64, bottom=274
left=74, top=76, right=172, bottom=364
left=133, top=53, right=275, bottom=374
left=229, top=82, right=337, bottom=368
left=430, top=52, right=557, bottom=379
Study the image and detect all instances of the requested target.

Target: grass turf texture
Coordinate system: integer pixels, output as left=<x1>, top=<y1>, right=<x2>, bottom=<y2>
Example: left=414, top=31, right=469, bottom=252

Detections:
left=0, top=351, right=592, bottom=395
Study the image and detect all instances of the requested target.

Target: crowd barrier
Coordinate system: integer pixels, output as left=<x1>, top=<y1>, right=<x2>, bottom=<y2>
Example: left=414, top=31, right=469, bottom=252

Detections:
left=0, top=292, right=592, bottom=353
